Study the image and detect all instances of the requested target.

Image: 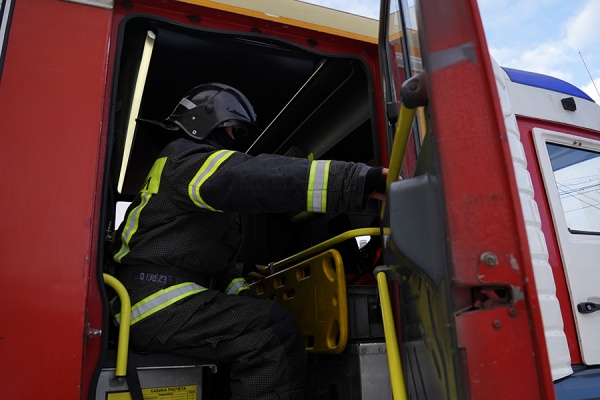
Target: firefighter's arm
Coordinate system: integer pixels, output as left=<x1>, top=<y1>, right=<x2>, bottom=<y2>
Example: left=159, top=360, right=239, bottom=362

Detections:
left=224, top=277, right=255, bottom=297
left=195, top=151, right=384, bottom=214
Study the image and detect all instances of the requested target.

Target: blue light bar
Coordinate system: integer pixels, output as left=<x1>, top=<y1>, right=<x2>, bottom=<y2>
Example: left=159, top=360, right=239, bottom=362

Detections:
left=502, top=67, right=593, bottom=102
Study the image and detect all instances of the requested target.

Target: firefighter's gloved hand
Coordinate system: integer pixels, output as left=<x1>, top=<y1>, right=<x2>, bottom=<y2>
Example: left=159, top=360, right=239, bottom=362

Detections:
left=365, top=167, right=389, bottom=201
left=244, top=264, right=269, bottom=284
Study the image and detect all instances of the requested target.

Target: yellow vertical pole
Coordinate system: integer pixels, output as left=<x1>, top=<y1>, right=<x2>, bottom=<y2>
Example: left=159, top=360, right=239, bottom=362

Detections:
left=376, top=270, right=407, bottom=400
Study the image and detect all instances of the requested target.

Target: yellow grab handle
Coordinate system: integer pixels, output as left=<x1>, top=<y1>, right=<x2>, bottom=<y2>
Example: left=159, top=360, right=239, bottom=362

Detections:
left=382, top=105, right=417, bottom=219
left=103, top=273, right=131, bottom=378
left=266, top=228, right=380, bottom=272
left=376, top=270, right=407, bottom=400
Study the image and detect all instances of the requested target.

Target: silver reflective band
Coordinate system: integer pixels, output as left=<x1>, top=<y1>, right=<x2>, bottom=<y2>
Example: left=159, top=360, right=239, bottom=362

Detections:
left=226, top=278, right=249, bottom=295
left=307, top=160, right=330, bottom=213
left=189, top=150, right=234, bottom=210
left=115, top=282, right=206, bottom=325
left=180, top=98, right=196, bottom=110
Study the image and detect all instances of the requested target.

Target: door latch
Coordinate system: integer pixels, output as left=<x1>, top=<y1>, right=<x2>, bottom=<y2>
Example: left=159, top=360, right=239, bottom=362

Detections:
left=577, top=302, right=600, bottom=314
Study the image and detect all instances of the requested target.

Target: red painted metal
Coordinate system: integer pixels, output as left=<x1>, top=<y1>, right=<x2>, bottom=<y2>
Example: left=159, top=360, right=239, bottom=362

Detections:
left=418, top=0, right=554, bottom=398
left=0, top=0, right=111, bottom=398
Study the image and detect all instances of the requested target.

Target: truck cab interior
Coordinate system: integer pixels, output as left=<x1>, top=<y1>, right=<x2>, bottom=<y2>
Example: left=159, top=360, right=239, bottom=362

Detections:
left=109, top=14, right=381, bottom=264
left=97, top=12, right=387, bottom=399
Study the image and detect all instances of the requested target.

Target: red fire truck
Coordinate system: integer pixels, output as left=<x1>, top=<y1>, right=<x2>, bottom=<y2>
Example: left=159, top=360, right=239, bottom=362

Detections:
left=1, top=0, right=599, bottom=399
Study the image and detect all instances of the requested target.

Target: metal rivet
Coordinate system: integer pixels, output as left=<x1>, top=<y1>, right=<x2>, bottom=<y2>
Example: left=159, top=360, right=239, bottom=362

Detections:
left=481, top=252, right=498, bottom=267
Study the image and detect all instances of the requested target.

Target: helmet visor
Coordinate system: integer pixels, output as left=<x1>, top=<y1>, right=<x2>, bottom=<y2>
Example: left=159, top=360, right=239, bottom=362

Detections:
left=210, top=90, right=256, bottom=133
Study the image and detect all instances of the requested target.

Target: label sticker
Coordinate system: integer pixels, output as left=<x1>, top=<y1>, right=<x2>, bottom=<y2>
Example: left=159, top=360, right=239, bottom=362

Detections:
left=107, top=384, right=197, bottom=399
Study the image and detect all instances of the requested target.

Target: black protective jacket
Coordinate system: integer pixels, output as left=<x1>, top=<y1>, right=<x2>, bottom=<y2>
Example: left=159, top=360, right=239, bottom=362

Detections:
left=112, top=138, right=371, bottom=292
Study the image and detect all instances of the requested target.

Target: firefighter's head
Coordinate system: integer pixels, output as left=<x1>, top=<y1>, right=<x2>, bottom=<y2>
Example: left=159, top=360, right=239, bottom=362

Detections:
left=141, top=83, right=257, bottom=148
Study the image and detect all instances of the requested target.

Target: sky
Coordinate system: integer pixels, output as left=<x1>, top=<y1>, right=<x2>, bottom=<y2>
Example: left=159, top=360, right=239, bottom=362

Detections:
left=302, top=0, right=600, bottom=103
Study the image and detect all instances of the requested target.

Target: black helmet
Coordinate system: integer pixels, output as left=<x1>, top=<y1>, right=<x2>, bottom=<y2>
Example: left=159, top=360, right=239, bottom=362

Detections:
left=166, top=83, right=257, bottom=141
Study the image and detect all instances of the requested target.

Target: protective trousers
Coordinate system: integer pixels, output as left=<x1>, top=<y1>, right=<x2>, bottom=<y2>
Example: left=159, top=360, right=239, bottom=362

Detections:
left=129, top=290, right=307, bottom=400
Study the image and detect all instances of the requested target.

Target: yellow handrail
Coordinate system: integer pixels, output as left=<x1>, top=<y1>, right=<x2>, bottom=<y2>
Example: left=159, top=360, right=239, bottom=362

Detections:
left=381, top=104, right=416, bottom=219
left=377, top=102, right=415, bottom=399
left=103, top=273, right=131, bottom=378
left=264, top=227, right=381, bottom=272
left=376, top=270, right=407, bottom=400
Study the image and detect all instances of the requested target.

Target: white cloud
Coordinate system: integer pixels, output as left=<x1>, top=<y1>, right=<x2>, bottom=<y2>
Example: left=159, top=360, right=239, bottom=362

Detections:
left=564, top=1, right=600, bottom=50
left=581, top=80, right=600, bottom=103
left=562, top=0, right=600, bottom=101
left=479, top=0, right=600, bottom=101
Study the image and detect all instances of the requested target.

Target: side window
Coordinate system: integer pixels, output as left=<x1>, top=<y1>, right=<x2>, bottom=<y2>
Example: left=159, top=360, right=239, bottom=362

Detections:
left=115, top=201, right=132, bottom=232
left=537, top=133, right=600, bottom=235
left=546, top=142, right=600, bottom=235
left=384, top=0, right=426, bottom=165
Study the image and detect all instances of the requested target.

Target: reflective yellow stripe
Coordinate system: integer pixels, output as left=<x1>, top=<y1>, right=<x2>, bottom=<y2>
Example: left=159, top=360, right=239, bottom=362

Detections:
left=115, top=282, right=206, bottom=325
left=225, top=278, right=249, bottom=295
left=189, top=150, right=235, bottom=211
left=114, top=192, right=152, bottom=262
left=141, top=157, right=167, bottom=194
left=114, top=157, right=167, bottom=263
left=307, top=160, right=330, bottom=212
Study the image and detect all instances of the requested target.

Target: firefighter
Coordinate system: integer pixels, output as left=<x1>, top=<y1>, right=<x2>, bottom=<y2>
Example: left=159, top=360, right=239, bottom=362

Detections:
left=110, top=83, right=388, bottom=400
